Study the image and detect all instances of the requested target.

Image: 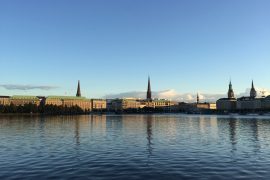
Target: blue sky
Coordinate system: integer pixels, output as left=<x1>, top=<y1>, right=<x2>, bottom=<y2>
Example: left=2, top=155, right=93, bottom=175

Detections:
left=0, top=0, right=269, bottom=99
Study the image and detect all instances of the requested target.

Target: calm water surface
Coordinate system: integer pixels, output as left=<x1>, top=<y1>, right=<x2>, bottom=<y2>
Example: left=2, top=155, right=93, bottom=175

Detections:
left=1, top=114, right=270, bottom=179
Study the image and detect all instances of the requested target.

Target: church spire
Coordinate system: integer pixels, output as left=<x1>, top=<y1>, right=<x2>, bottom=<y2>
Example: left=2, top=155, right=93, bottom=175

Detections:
left=250, top=80, right=257, bottom=98
left=228, top=80, right=235, bottom=99
left=76, top=80, right=81, bottom=97
left=197, top=93, right=199, bottom=104
left=146, top=76, right=152, bottom=100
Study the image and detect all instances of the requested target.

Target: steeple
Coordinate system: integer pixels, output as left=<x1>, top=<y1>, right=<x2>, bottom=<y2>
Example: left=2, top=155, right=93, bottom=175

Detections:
left=228, top=80, right=235, bottom=99
left=146, top=76, right=152, bottom=100
left=76, top=80, right=81, bottom=97
left=250, top=80, right=257, bottom=98
left=197, top=93, right=199, bottom=104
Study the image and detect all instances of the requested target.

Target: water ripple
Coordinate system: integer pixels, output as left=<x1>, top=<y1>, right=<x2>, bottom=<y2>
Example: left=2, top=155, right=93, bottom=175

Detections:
left=1, top=114, right=270, bottom=179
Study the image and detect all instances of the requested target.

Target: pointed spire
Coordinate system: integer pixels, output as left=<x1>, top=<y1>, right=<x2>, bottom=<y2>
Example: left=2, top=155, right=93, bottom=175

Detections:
left=146, top=76, right=152, bottom=100
left=250, top=80, right=257, bottom=98
left=228, top=79, right=235, bottom=99
left=229, top=79, right=232, bottom=89
left=76, top=80, right=81, bottom=97
left=197, top=93, right=199, bottom=104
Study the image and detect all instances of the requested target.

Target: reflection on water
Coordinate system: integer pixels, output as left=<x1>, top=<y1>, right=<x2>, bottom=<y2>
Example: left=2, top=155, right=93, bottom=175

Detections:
left=1, top=114, right=270, bottom=179
left=146, top=115, right=153, bottom=158
left=229, top=118, right=237, bottom=151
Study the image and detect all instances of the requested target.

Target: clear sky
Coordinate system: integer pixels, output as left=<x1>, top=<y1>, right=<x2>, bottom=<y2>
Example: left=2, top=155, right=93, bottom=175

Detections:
left=0, top=0, right=269, bottom=98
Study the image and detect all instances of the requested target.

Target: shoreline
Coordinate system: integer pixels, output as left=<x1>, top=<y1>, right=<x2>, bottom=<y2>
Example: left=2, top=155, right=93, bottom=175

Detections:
left=1, top=112, right=270, bottom=117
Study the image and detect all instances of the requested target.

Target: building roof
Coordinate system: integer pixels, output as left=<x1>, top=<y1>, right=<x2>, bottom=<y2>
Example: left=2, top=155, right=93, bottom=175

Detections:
left=152, top=99, right=171, bottom=102
left=237, top=96, right=252, bottom=101
left=46, top=96, right=88, bottom=100
left=11, top=95, right=39, bottom=100
left=0, top=96, right=10, bottom=98
left=217, top=98, right=236, bottom=101
left=265, top=95, right=270, bottom=99
left=91, top=99, right=106, bottom=101
left=237, top=96, right=263, bottom=101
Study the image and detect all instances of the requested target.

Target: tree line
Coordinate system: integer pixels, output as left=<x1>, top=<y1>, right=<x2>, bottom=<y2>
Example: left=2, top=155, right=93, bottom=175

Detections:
left=0, top=103, right=90, bottom=115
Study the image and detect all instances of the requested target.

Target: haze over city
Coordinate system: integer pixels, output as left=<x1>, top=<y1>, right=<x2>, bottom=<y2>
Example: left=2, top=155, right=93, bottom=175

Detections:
left=0, top=0, right=269, bottom=101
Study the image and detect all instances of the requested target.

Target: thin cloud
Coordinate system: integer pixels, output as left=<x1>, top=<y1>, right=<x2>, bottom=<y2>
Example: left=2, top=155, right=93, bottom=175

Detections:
left=104, top=89, right=224, bottom=102
left=104, top=88, right=270, bottom=102
left=0, top=84, right=58, bottom=91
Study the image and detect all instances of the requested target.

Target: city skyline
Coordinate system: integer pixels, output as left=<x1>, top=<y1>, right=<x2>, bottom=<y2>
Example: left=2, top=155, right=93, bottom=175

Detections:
left=0, top=0, right=270, bottom=99
left=0, top=78, right=269, bottom=103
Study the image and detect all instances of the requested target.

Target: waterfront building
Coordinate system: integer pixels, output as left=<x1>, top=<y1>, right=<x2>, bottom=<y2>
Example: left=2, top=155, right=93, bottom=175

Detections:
left=45, top=81, right=91, bottom=111
left=152, top=99, right=173, bottom=108
left=45, top=96, right=91, bottom=111
left=236, top=97, right=262, bottom=110
left=216, top=81, right=237, bottom=111
left=178, top=102, right=216, bottom=112
left=262, top=96, right=270, bottom=109
left=217, top=98, right=237, bottom=111
left=237, top=81, right=262, bottom=110
left=143, top=76, right=176, bottom=110
left=122, top=98, right=142, bottom=110
left=195, top=93, right=216, bottom=110
left=0, top=96, right=10, bottom=105
left=45, top=96, right=63, bottom=106
left=141, top=99, right=175, bottom=111
left=9, top=96, right=41, bottom=106
left=91, top=99, right=107, bottom=111
left=109, top=98, right=142, bottom=112
left=196, top=102, right=217, bottom=110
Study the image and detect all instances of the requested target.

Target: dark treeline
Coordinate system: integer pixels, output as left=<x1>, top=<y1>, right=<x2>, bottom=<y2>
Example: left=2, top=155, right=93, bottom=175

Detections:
left=0, top=103, right=90, bottom=115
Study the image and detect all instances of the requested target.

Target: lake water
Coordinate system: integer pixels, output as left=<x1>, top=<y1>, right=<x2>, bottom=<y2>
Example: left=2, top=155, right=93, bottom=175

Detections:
left=1, top=114, right=270, bottom=179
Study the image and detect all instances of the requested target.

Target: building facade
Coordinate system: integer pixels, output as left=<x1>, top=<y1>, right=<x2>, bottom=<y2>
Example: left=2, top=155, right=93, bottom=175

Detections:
left=0, top=96, right=10, bottom=105
left=237, top=97, right=262, bottom=110
left=196, top=102, right=217, bottom=110
left=91, top=99, right=107, bottom=111
left=262, top=96, right=270, bottom=109
left=237, top=81, right=261, bottom=110
left=109, top=98, right=142, bottom=112
left=44, top=81, right=91, bottom=111
left=45, top=96, right=91, bottom=111
left=10, top=96, right=41, bottom=106
left=216, top=81, right=237, bottom=111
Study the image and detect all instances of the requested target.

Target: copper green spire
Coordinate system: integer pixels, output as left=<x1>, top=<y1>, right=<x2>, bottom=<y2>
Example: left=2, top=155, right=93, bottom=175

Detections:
left=76, top=80, right=81, bottom=97
left=228, top=80, right=235, bottom=99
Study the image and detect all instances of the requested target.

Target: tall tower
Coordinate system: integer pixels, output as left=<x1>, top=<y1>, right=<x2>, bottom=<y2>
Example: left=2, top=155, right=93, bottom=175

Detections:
left=197, top=93, right=199, bottom=104
left=76, top=80, right=81, bottom=97
left=250, top=80, right=257, bottom=98
left=228, top=80, right=235, bottom=99
left=146, top=76, right=152, bottom=100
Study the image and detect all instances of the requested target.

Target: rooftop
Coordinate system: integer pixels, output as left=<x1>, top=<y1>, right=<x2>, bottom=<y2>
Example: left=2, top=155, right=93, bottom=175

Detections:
left=217, top=98, right=237, bottom=101
left=0, top=96, right=10, bottom=98
left=11, top=95, right=40, bottom=100
left=46, top=96, right=88, bottom=100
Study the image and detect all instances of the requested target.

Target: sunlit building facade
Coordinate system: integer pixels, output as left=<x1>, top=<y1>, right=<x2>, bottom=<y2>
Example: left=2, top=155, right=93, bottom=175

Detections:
left=0, top=96, right=10, bottom=105
left=45, top=96, right=91, bottom=111
left=10, top=96, right=41, bottom=106
left=91, top=99, right=107, bottom=111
